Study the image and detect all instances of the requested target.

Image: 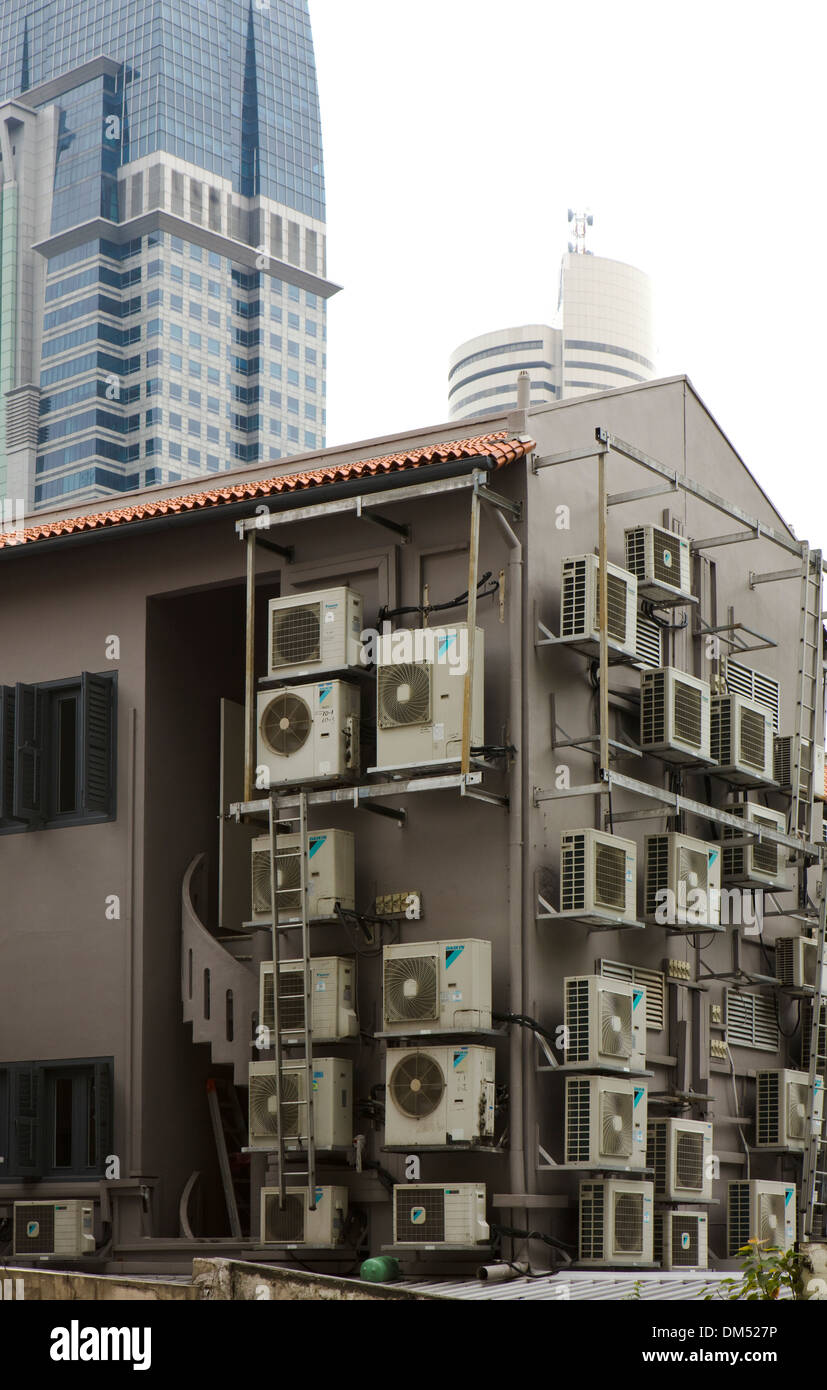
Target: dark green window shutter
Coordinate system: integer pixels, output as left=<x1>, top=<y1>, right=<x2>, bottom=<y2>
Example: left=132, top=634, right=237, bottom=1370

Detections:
left=13, top=682, right=42, bottom=822
left=10, top=1064, right=43, bottom=1177
left=92, top=1060, right=114, bottom=1171
left=80, top=673, right=115, bottom=818
left=0, top=685, right=16, bottom=819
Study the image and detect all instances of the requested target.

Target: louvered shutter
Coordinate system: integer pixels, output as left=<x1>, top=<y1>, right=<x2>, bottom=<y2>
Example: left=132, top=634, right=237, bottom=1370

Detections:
left=9, top=1063, right=43, bottom=1177
left=80, top=673, right=115, bottom=818
left=92, top=1060, right=114, bottom=1171
left=13, top=682, right=42, bottom=822
left=0, top=685, right=16, bottom=819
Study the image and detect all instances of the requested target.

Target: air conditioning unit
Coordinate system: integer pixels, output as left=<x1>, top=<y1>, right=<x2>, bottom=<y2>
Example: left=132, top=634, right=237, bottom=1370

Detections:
left=564, top=975, right=646, bottom=1072
left=646, top=1118, right=713, bottom=1201
left=776, top=935, right=820, bottom=990
left=578, top=1179, right=654, bottom=1266
left=721, top=805, right=788, bottom=889
left=259, top=957, right=358, bottom=1042
left=13, top=1200, right=95, bottom=1257
left=374, top=624, right=484, bottom=770
left=382, top=939, right=492, bottom=1035
left=640, top=668, right=711, bottom=762
left=392, top=1183, right=489, bottom=1247
left=384, top=1045, right=495, bottom=1147
left=251, top=828, right=355, bottom=922
left=560, top=829, right=637, bottom=924
left=248, top=1058, right=352, bottom=1150
left=565, top=1075, right=647, bottom=1169
left=644, top=832, right=721, bottom=928
left=654, top=1209, right=708, bottom=1270
left=756, top=1068, right=824, bottom=1150
left=711, top=693, right=774, bottom=786
left=816, top=744, right=827, bottom=802
left=801, top=999, right=827, bottom=1070
left=727, top=1180, right=796, bottom=1256
left=257, top=680, right=360, bottom=786
left=260, top=1186, right=348, bottom=1246
left=625, top=524, right=692, bottom=602
left=560, top=554, right=638, bottom=659
left=267, top=587, right=364, bottom=680
left=773, top=734, right=812, bottom=793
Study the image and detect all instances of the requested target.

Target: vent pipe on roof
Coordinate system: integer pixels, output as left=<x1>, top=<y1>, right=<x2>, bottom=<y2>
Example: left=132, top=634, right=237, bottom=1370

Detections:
left=516, top=370, right=531, bottom=411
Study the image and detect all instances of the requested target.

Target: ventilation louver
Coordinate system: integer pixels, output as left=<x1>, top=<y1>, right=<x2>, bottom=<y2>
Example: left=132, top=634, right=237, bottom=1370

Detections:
left=378, top=663, right=431, bottom=728
left=390, top=1052, right=445, bottom=1118
left=384, top=954, right=439, bottom=1023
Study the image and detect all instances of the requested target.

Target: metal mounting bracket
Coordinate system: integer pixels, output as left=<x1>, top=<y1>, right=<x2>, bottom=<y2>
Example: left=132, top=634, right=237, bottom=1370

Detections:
left=354, top=495, right=410, bottom=542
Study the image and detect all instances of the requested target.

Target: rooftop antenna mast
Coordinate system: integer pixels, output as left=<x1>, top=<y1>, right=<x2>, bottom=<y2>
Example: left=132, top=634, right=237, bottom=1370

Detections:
left=567, top=207, right=594, bottom=255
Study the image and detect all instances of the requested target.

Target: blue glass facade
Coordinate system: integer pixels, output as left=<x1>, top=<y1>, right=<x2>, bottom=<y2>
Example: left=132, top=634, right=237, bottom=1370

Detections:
left=0, top=0, right=325, bottom=218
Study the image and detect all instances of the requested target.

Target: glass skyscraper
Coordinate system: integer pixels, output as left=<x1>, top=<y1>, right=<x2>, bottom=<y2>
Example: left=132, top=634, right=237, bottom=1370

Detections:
left=0, top=0, right=334, bottom=512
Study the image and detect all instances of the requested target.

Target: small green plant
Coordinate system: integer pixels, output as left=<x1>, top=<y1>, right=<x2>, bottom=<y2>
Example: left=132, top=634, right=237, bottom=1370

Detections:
left=704, top=1239, right=804, bottom=1300
left=623, top=1278, right=643, bottom=1301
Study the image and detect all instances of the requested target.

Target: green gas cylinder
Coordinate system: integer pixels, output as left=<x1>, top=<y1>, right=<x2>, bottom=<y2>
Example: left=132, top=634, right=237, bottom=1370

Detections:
left=359, top=1256, right=401, bottom=1283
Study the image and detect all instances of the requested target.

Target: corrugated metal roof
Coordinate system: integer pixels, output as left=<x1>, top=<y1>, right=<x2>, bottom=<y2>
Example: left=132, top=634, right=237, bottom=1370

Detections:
left=0, top=430, right=532, bottom=550
left=393, top=1271, right=785, bottom=1301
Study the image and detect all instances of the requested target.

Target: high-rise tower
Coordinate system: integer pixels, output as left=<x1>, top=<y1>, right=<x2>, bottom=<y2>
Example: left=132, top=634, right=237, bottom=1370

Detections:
left=0, top=0, right=337, bottom=512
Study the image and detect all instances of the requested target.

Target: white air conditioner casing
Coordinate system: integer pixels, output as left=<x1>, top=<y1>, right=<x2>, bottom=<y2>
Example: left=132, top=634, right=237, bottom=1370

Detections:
left=384, top=1045, right=495, bottom=1146
left=640, top=668, right=711, bottom=762
left=564, top=975, right=646, bottom=1072
left=267, top=586, right=364, bottom=680
left=647, top=1118, right=713, bottom=1201
left=644, top=832, right=721, bottom=928
left=801, top=999, right=827, bottom=1070
left=773, top=734, right=812, bottom=794
left=248, top=1058, right=352, bottom=1150
left=721, top=804, right=788, bottom=889
left=728, top=1180, right=796, bottom=1255
left=776, top=935, right=820, bottom=989
left=374, top=624, right=484, bottom=769
left=655, top=1209, right=708, bottom=1270
left=816, top=744, right=827, bottom=802
left=257, top=680, right=360, bottom=786
left=260, top=1186, right=348, bottom=1245
left=578, top=1179, right=654, bottom=1266
left=756, top=1068, right=824, bottom=1150
left=382, top=938, right=492, bottom=1034
left=251, top=828, right=355, bottom=922
left=392, top=1183, right=489, bottom=1246
left=560, top=829, right=637, bottom=924
left=565, top=1075, right=647, bottom=1169
left=625, top=524, right=692, bottom=601
left=560, top=554, right=638, bottom=659
left=13, top=1200, right=95, bottom=1257
left=711, top=693, right=774, bottom=785
left=259, top=957, right=358, bottom=1042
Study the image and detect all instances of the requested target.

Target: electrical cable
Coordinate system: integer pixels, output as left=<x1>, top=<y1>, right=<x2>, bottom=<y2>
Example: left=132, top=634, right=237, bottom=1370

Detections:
left=378, top=572, right=498, bottom=625
left=493, top=1010, right=557, bottom=1048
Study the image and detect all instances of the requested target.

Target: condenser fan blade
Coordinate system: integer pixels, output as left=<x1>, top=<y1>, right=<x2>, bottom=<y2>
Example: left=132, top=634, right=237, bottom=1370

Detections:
left=390, top=1053, right=445, bottom=1118
left=261, top=692, right=312, bottom=756
left=379, top=663, right=431, bottom=727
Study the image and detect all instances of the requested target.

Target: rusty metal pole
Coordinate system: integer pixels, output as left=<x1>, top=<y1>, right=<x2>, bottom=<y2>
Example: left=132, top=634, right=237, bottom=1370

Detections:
left=461, top=477, right=482, bottom=776
left=244, top=528, right=256, bottom=802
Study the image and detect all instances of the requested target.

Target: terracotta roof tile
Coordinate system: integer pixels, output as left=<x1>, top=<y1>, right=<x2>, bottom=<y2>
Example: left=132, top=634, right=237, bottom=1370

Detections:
left=0, top=431, right=532, bottom=549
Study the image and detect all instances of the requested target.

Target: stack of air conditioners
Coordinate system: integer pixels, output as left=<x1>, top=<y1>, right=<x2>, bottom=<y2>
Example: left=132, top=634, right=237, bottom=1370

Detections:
left=647, top=1118, right=713, bottom=1270
left=257, top=586, right=365, bottom=789
left=566, top=975, right=652, bottom=1267
left=374, top=623, right=485, bottom=771
left=383, top=939, right=494, bottom=1248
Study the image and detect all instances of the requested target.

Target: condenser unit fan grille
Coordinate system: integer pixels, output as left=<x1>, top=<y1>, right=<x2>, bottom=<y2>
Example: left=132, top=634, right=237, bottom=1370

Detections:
left=756, top=1073, right=779, bottom=1144
left=774, top=737, right=792, bottom=787
left=670, top=1216, right=699, bottom=1267
left=561, top=836, right=586, bottom=912
left=600, top=1091, right=633, bottom=1158
left=561, top=560, right=587, bottom=636
left=673, top=680, right=703, bottom=748
left=594, top=842, right=627, bottom=912
left=641, top=673, right=666, bottom=746
left=712, top=698, right=732, bottom=764
left=594, top=572, right=629, bottom=644
left=645, top=836, right=669, bottom=915
left=652, top=528, right=681, bottom=587
left=14, top=1205, right=56, bottom=1254
left=263, top=1193, right=305, bottom=1243
left=384, top=955, right=439, bottom=1023
left=275, top=848, right=302, bottom=912
left=260, top=692, right=313, bottom=757
left=278, top=971, right=306, bottom=1033
left=271, top=603, right=321, bottom=668
left=678, top=847, right=708, bottom=898
left=395, top=1188, right=445, bottom=1243
left=565, top=978, right=590, bottom=1061
left=739, top=708, right=767, bottom=772
left=378, top=663, right=432, bottom=728
left=614, top=1192, right=644, bottom=1254
left=600, top=990, right=633, bottom=1057
left=788, top=1083, right=808, bottom=1141
left=759, top=1193, right=785, bottom=1244
left=390, top=1053, right=446, bottom=1118
left=252, top=850, right=272, bottom=914
left=251, top=1071, right=303, bottom=1138
left=675, top=1131, right=704, bottom=1190
left=579, top=1184, right=605, bottom=1261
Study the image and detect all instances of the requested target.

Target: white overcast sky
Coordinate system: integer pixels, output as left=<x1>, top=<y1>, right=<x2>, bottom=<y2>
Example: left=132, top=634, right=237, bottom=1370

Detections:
left=309, top=0, right=827, bottom=547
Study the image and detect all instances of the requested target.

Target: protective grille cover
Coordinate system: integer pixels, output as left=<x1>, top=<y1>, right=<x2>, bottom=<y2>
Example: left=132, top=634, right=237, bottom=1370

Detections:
left=378, top=662, right=431, bottom=728
left=271, top=603, right=321, bottom=669
left=384, top=954, right=439, bottom=1023
left=394, top=1187, right=445, bottom=1243
left=614, top=1192, right=644, bottom=1253
left=389, top=1052, right=446, bottom=1118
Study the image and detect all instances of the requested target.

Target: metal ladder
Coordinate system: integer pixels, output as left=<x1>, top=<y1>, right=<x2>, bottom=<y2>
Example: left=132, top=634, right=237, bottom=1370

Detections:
left=790, top=545, right=822, bottom=840
left=266, top=788, right=316, bottom=1209
left=801, top=863, right=827, bottom=1238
